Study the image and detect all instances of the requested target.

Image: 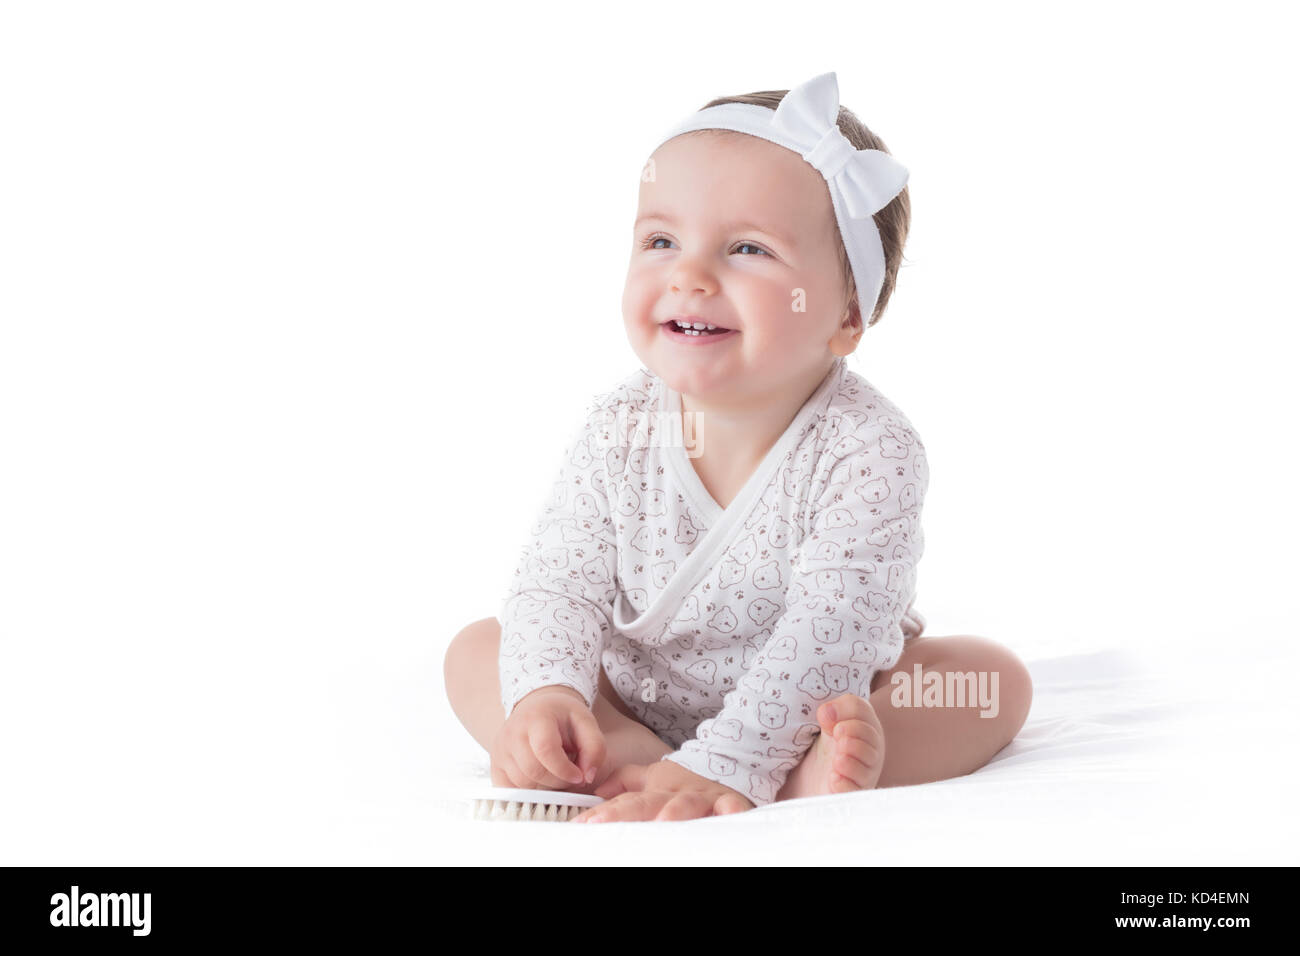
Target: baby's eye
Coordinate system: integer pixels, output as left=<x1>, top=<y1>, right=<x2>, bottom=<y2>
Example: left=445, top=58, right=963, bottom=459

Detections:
left=637, top=234, right=771, bottom=257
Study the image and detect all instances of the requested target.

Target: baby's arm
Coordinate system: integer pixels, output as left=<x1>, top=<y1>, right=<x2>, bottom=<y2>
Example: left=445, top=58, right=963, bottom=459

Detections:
left=497, top=400, right=620, bottom=719
left=662, top=417, right=928, bottom=806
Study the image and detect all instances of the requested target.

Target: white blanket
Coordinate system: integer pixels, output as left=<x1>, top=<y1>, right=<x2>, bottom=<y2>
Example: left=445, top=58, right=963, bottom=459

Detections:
left=13, top=641, right=1289, bottom=865
left=409, top=646, right=1296, bottom=865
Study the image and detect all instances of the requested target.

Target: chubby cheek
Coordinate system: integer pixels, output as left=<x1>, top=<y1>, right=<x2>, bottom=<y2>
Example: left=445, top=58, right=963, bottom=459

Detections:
left=621, top=270, right=658, bottom=334
left=743, top=284, right=823, bottom=349
left=620, top=292, right=648, bottom=349
left=762, top=272, right=842, bottom=344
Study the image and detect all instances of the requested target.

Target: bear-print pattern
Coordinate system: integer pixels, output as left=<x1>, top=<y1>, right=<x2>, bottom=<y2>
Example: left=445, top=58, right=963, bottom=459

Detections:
left=498, top=404, right=625, bottom=712
left=664, top=420, right=926, bottom=802
left=499, top=361, right=928, bottom=806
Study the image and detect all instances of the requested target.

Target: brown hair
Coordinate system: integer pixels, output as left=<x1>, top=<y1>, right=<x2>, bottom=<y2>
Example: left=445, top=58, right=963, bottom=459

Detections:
left=689, top=88, right=911, bottom=330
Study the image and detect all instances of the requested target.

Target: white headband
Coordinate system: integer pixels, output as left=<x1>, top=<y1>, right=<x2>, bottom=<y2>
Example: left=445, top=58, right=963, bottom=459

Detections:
left=648, top=72, right=908, bottom=324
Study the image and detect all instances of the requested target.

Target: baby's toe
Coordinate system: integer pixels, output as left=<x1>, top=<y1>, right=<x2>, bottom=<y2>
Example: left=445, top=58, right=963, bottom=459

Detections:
left=821, top=692, right=874, bottom=727
left=834, top=718, right=883, bottom=767
left=831, top=750, right=877, bottom=789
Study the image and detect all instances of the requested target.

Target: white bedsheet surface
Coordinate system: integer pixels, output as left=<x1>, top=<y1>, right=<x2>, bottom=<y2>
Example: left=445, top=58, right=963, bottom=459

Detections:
left=392, top=645, right=1295, bottom=865
left=10, top=642, right=1294, bottom=866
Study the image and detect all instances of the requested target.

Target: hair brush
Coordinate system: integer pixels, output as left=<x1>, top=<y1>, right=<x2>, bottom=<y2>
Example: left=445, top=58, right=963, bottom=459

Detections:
left=471, top=786, right=605, bottom=822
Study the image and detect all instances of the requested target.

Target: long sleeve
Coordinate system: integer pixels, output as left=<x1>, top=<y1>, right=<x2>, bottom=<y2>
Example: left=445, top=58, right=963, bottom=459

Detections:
left=661, top=416, right=928, bottom=805
left=498, top=400, right=620, bottom=717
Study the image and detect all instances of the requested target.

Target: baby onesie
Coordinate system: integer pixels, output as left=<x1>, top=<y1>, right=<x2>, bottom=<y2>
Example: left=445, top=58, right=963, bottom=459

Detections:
left=497, top=355, right=929, bottom=806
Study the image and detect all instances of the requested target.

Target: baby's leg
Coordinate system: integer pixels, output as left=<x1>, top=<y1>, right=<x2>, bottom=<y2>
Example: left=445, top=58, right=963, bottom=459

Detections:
left=868, top=634, right=1032, bottom=787
left=777, top=634, right=1033, bottom=799
left=443, top=617, right=671, bottom=789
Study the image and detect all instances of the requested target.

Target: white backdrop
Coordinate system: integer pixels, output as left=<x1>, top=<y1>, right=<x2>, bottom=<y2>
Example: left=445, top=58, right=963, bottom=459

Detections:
left=2, top=0, right=1296, bottom=864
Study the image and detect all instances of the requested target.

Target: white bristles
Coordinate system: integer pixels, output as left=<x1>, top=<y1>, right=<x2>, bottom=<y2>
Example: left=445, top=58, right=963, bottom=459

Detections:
left=472, top=797, right=590, bottom=822
left=469, top=786, right=604, bottom=823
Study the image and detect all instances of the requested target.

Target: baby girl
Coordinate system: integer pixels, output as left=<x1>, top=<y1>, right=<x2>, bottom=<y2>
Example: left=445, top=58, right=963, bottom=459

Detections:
left=444, top=72, right=1032, bottom=822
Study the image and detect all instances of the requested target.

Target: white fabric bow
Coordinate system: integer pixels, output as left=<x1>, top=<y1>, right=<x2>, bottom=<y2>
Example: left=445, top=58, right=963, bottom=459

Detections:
left=648, top=72, right=909, bottom=321
left=768, top=72, right=909, bottom=221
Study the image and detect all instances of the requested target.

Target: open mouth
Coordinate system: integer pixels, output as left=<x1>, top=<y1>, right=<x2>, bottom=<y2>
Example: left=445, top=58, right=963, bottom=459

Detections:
left=663, top=319, right=736, bottom=338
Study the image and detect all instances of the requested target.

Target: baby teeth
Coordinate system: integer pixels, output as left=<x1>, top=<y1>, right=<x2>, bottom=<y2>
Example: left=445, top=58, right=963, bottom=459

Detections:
left=672, top=320, right=723, bottom=335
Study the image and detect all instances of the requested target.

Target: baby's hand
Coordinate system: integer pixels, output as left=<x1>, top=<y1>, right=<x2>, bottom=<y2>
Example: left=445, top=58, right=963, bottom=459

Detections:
left=572, top=760, right=753, bottom=823
left=490, top=685, right=607, bottom=791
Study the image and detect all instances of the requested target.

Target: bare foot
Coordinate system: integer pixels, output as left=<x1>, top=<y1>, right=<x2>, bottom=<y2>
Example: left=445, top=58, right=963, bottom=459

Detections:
left=775, top=693, right=885, bottom=800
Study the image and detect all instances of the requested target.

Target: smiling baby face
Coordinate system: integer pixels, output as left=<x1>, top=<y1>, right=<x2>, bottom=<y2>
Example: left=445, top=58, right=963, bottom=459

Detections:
left=622, top=130, right=862, bottom=406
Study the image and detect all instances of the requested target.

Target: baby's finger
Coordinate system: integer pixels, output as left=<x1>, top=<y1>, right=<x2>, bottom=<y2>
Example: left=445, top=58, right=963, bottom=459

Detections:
left=593, top=763, right=647, bottom=799
left=577, top=791, right=667, bottom=824
left=495, top=753, right=525, bottom=789
left=571, top=800, right=608, bottom=824
left=512, top=741, right=572, bottom=790
left=712, top=792, right=752, bottom=816
left=655, top=792, right=714, bottom=822
left=490, top=759, right=512, bottom=788
left=567, top=708, right=607, bottom=784
left=526, top=722, right=585, bottom=786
